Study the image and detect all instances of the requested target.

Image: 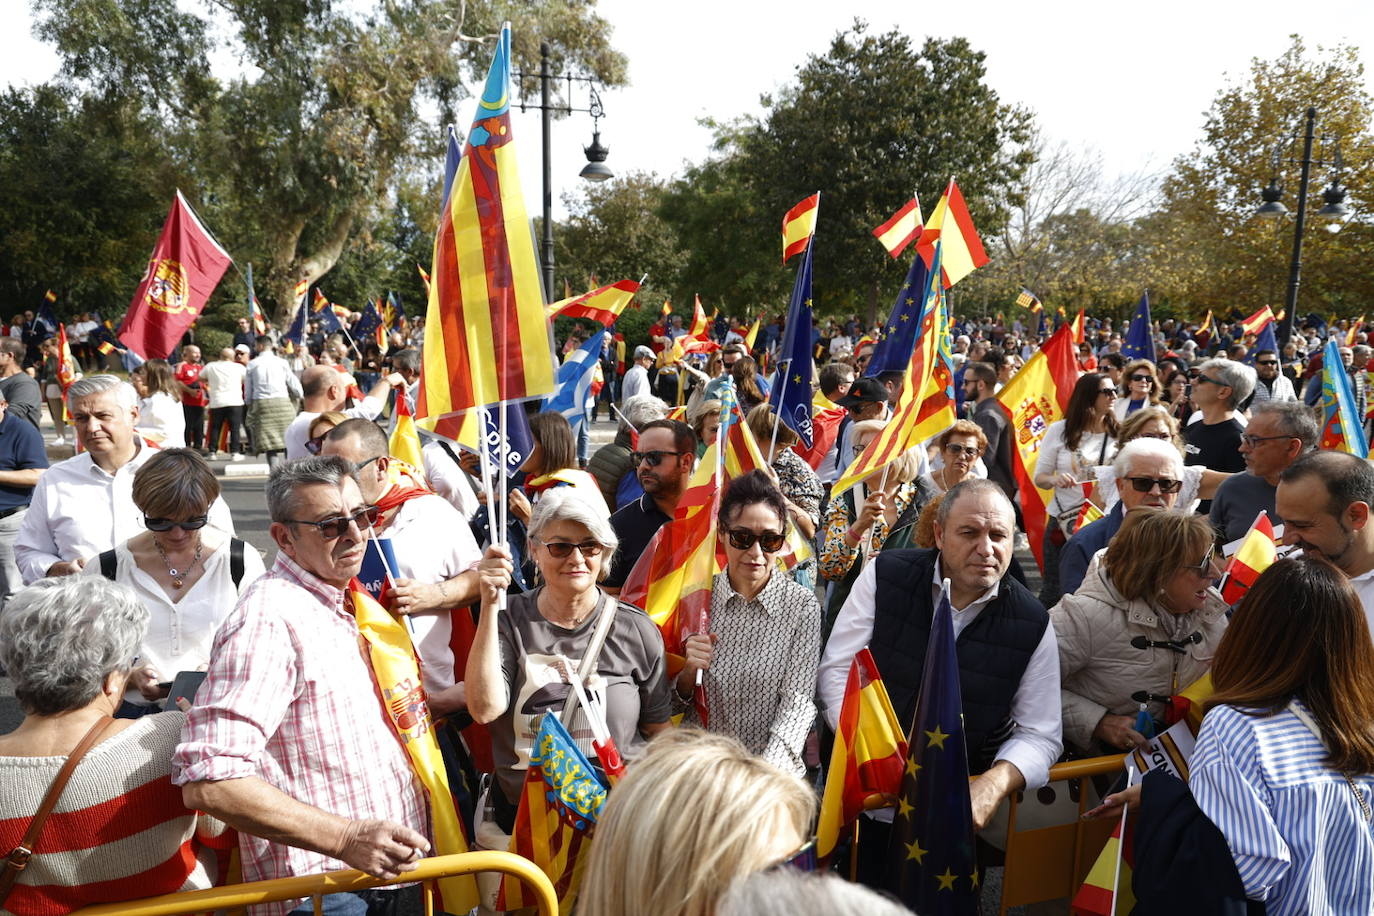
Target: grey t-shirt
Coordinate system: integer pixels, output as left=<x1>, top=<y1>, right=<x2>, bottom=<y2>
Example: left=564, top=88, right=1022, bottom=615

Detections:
left=492, top=588, right=672, bottom=803
left=0, top=373, right=42, bottom=429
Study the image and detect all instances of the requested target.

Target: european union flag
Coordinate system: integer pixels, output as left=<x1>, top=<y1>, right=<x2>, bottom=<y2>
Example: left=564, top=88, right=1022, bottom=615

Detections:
left=1247, top=321, right=1278, bottom=365
left=885, top=580, right=978, bottom=915
left=1121, top=292, right=1155, bottom=363
left=768, top=242, right=814, bottom=448
left=353, top=301, right=384, bottom=343
left=865, top=250, right=930, bottom=378
left=315, top=301, right=344, bottom=335
left=282, top=295, right=308, bottom=354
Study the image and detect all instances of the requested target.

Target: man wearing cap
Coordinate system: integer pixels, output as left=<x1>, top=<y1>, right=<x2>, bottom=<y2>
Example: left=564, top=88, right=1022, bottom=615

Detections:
left=819, top=377, right=890, bottom=487
left=621, top=346, right=654, bottom=404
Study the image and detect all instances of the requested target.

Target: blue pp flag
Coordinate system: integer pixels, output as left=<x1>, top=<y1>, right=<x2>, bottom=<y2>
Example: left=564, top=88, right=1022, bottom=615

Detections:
left=1121, top=292, right=1155, bottom=363
left=358, top=537, right=401, bottom=604
left=768, top=242, right=814, bottom=448
left=884, top=580, right=978, bottom=915
left=546, top=329, right=606, bottom=436
left=866, top=251, right=931, bottom=378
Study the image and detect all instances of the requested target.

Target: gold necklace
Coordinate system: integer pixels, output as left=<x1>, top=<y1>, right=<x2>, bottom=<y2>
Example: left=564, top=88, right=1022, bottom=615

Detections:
left=154, top=537, right=202, bottom=589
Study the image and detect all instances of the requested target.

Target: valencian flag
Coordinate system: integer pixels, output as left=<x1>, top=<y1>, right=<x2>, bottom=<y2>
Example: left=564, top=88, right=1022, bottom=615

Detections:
left=916, top=180, right=987, bottom=288
left=497, top=713, right=608, bottom=914
left=865, top=245, right=934, bottom=379
left=873, top=195, right=924, bottom=259
left=546, top=328, right=607, bottom=437
left=383, top=290, right=405, bottom=330
left=545, top=279, right=639, bottom=325
left=1120, top=292, right=1155, bottom=363
left=348, top=581, right=479, bottom=912
left=997, top=324, right=1081, bottom=570
left=817, top=649, right=908, bottom=862
left=280, top=282, right=309, bottom=355
left=833, top=242, right=954, bottom=498
left=885, top=581, right=979, bottom=913
left=1320, top=337, right=1368, bottom=457
left=244, top=263, right=268, bottom=335
left=1220, top=511, right=1278, bottom=604
left=782, top=192, right=820, bottom=263
left=416, top=24, right=557, bottom=426
left=1016, top=288, right=1042, bottom=313
left=119, top=190, right=232, bottom=359
left=769, top=241, right=815, bottom=448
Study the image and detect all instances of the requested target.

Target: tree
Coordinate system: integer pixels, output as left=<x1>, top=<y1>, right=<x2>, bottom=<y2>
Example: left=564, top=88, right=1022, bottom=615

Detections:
left=29, top=0, right=629, bottom=323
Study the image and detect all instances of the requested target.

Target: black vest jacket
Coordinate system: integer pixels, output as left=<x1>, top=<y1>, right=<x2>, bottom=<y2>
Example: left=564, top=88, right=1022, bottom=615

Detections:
left=869, top=548, right=1048, bottom=774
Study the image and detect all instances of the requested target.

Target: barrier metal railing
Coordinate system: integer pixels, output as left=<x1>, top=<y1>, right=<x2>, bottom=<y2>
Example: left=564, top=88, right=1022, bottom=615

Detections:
left=70, top=851, right=556, bottom=916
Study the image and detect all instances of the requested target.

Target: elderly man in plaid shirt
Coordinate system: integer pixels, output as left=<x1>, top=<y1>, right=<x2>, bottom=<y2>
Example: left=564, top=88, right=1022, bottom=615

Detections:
left=174, top=457, right=430, bottom=916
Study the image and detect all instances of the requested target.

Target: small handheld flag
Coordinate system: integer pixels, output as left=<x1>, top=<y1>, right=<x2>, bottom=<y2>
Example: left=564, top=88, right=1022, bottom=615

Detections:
left=769, top=243, right=815, bottom=448
left=782, top=193, right=820, bottom=263
left=873, top=196, right=924, bottom=259
left=1120, top=292, right=1155, bottom=363
left=1016, top=288, right=1042, bottom=313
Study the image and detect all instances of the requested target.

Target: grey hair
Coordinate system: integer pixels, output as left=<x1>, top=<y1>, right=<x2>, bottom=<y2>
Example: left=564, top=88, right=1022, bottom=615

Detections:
left=1197, top=358, right=1256, bottom=409
left=67, top=374, right=138, bottom=410
left=1111, top=437, right=1184, bottom=479
left=0, top=577, right=149, bottom=716
left=718, top=869, right=912, bottom=916
left=266, top=455, right=356, bottom=523
left=936, top=478, right=1012, bottom=528
left=620, top=394, right=668, bottom=432
left=1250, top=399, right=1320, bottom=451
left=390, top=348, right=422, bottom=374
left=527, top=488, right=619, bottom=582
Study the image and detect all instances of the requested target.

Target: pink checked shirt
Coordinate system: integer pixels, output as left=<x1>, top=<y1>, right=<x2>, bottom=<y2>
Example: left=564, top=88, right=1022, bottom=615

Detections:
left=173, top=553, right=428, bottom=913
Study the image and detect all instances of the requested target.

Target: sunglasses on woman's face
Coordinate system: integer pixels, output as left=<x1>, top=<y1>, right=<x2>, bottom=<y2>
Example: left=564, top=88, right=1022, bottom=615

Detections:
left=725, top=527, right=787, bottom=553
left=144, top=515, right=209, bottom=532
left=1130, top=374, right=1154, bottom=384
left=1123, top=476, right=1183, bottom=494
left=533, top=538, right=605, bottom=559
left=305, top=434, right=326, bottom=455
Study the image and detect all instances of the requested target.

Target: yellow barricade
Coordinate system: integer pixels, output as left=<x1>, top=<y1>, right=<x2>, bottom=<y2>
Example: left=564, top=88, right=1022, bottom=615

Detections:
left=997, top=754, right=1127, bottom=914
left=71, top=851, right=557, bottom=916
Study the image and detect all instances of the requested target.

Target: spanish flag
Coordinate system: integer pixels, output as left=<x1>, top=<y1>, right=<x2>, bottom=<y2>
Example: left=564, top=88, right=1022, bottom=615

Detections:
left=872, top=195, right=923, bottom=259
left=1071, top=816, right=1135, bottom=915
left=388, top=388, right=424, bottom=471
left=689, top=294, right=709, bottom=337
left=1219, top=510, right=1277, bottom=605
left=742, top=314, right=762, bottom=350
left=1072, top=308, right=1086, bottom=345
left=1239, top=305, right=1276, bottom=337
left=1349, top=315, right=1366, bottom=348
left=816, top=649, right=907, bottom=861
left=782, top=192, right=820, bottom=263
left=917, top=179, right=988, bottom=288
left=544, top=279, right=639, bottom=325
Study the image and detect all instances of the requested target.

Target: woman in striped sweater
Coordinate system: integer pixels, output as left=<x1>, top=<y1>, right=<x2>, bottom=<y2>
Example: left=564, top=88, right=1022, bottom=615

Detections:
left=0, top=577, right=230, bottom=916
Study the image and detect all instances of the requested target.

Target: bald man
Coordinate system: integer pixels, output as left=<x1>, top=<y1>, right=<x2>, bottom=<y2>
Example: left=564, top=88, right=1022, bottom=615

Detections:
left=283, top=364, right=398, bottom=460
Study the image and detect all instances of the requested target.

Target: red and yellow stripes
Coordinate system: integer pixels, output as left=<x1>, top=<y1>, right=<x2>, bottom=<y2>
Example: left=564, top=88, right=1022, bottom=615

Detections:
left=1220, top=511, right=1277, bottom=605
left=544, top=279, right=639, bottom=325
left=782, top=193, right=820, bottom=263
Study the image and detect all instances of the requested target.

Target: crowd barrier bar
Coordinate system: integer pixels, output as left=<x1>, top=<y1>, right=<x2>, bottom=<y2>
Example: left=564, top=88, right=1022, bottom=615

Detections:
left=997, top=753, right=1128, bottom=914
left=70, top=851, right=557, bottom=916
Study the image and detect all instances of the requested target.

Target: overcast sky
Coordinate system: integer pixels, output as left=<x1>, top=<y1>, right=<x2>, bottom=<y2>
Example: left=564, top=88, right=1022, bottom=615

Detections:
left=3, top=0, right=1372, bottom=222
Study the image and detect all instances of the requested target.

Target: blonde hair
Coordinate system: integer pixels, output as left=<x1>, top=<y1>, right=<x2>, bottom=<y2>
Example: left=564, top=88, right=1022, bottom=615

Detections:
left=308, top=410, right=348, bottom=441
left=746, top=403, right=797, bottom=450
left=1103, top=507, right=1215, bottom=601
left=579, top=730, right=814, bottom=916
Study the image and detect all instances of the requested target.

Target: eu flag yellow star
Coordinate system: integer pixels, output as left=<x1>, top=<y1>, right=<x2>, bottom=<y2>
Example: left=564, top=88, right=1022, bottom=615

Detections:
left=936, top=868, right=958, bottom=891
left=900, top=313, right=911, bottom=321
left=905, top=297, right=915, bottom=305
left=969, top=869, right=981, bottom=889
left=793, top=374, right=802, bottom=384
left=896, top=795, right=914, bottom=819
left=925, top=725, right=949, bottom=749
left=905, top=755, right=922, bottom=777
left=905, top=839, right=927, bottom=863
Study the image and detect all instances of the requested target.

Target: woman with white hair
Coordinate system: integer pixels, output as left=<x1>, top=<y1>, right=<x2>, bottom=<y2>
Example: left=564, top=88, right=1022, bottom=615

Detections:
left=0, top=577, right=228, bottom=912
left=465, top=488, right=673, bottom=905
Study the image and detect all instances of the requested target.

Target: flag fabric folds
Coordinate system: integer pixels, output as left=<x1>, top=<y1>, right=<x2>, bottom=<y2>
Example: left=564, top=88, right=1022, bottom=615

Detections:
left=884, top=582, right=979, bottom=914
left=545, top=279, right=639, bottom=325
left=1071, top=308, right=1086, bottom=345
left=873, top=196, right=924, bottom=259
left=354, top=302, right=385, bottom=350
left=1120, top=292, right=1155, bottom=363
left=769, top=244, right=815, bottom=449
left=54, top=324, right=77, bottom=392
left=1070, top=814, right=1136, bottom=916
left=742, top=314, right=762, bottom=351
left=865, top=248, right=934, bottom=379
left=689, top=295, right=709, bottom=337
left=547, top=329, right=607, bottom=437
left=416, top=24, right=557, bottom=425
left=388, top=389, right=424, bottom=471
left=917, top=180, right=987, bottom=288
left=119, top=190, right=232, bottom=359
left=1016, top=289, right=1042, bottom=313
left=816, top=649, right=908, bottom=861
left=1239, top=305, right=1276, bottom=337
left=497, top=713, right=608, bottom=914
left=1320, top=338, right=1368, bottom=457
left=996, top=325, right=1081, bottom=570
left=245, top=263, right=268, bottom=335
left=782, top=193, right=820, bottom=263
left=1249, top=321, right=1279, bottom=364
left=1348, top=316, right=1366, bottom=348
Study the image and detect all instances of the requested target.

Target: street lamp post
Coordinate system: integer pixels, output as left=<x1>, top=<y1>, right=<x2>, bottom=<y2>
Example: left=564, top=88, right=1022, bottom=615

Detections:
left=1256, top=107, right=1349, bottom=345
left=516, top=43, right=614, bottom=303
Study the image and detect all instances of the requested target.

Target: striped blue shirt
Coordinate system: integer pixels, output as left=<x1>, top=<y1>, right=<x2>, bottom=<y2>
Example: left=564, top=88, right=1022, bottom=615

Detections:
left=1191, top=700, right=1374, bottom=915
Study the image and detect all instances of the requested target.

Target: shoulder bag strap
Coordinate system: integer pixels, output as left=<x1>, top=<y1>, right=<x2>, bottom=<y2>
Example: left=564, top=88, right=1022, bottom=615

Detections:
left=0, top=717, right=118, bottom=906
left=98, top=548, right=117, bottom=581
left=559, top=592, right=618, bottom=724
left=1288, top=699, right=1373, bottom=824
left=230, top=538, right=246, bottom=589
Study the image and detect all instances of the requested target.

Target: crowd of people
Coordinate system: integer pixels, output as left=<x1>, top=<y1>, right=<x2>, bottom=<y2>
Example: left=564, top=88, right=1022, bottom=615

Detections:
left=0, top=302, right=1373, bottom=916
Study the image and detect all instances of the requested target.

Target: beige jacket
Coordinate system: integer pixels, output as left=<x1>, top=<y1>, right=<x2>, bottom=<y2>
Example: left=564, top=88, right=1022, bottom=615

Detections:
left=1051, top=550, right=1228, bottom=754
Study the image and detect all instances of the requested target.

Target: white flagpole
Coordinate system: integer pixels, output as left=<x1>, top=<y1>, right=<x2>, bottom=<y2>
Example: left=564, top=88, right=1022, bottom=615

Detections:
left=1108, top=762, right=1135, bottom=915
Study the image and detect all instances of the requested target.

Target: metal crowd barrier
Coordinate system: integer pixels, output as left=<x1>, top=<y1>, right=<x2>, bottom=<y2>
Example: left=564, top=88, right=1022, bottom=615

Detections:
left=70, top=851, right=557, bottom=916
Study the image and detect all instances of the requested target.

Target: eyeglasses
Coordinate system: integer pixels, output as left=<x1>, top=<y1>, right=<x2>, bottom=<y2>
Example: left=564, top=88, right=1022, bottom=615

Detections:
left=1240, top=433, right=1295, bottom=448
left=769, top=838, right=817, bottom=873
left=1099, top=387, right=1118, bottom=397
left=1181, top=546, right=1219, bottom=575
left=304, top=434, right=326, bottom=455
left=353, top=455, right=384, bottom=473
left=144, top=515, right=209, bottom=532
left=285, top=504, right=380, bottom=539
left=532, top=538, right=605, bottom=559
left=1129, top=374, right=1154, bottom=384
left=725, top=527, right=787, bottom=553
left=1123, top=476, right=1182, bottom=494
left=945, top=444, right=980, bottom=459
left=1193, top=374, right=1221, bottom=386
left=631, top=450, right=686, bottom=467
left=1257, top=359, right=1279, bottom=366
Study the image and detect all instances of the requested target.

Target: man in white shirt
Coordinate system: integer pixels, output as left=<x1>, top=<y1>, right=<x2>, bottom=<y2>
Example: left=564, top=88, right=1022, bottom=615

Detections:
left=320, top=419, right=481, bottom=714
left=15, top=375, right=234, bottom=582
left=283, top=365, right=396, bottom=460
left=244, top=336, right=303, bottom=468
left=200, top=347, right=248, bottom=459
left=817, top=479, right=1060, bottom=885
left=620, top=346, right=654, bottom=404
left=1276, top=450, right=1374, bottom=633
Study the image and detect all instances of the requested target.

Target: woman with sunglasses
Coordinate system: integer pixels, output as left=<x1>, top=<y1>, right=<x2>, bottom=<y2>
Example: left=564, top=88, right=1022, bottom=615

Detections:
left=1090, top=406, right=1232, bottom=514
left=920, top=419, right=988, bottom=495
left=83, top=449, right=263, bottom=717
left=1033, top=372, right=1120, bottom=607
left=302, top=410, right=347, bottom=455
left=677, top=471, right=822, bottom=776
left=1052, top=508, right=1226, bottom=756
left=1111, top=359, right=1161, bottom=421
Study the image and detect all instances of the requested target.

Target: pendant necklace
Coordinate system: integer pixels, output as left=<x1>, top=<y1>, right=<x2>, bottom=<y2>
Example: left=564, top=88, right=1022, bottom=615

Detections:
left=155, top=538, right=203, bottom=589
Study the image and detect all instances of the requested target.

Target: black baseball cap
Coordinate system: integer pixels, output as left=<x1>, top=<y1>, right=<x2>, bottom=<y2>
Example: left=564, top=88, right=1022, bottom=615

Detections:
left=836, top=376, right=888, bottom=409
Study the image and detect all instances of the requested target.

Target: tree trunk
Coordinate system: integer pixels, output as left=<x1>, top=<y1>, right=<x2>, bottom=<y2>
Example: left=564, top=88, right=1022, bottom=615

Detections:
left=264, top=206, right=360, bottom=326
left=868, top=280, right=880, bottom=329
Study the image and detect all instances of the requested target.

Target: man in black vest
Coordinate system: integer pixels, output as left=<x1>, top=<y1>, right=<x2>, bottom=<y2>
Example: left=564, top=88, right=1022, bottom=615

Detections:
left=818, top=478, right=1062, bottom=882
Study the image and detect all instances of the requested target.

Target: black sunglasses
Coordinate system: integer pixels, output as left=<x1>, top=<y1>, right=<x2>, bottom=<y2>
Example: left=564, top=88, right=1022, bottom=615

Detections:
left=1129, top=374, right=1154, bottom=383
left=1124, top=476, right=1182, bottom=494
left=1099, top=387, right=1118, bottom=397
left=1257, top=359, right=1279, bottom=366
left=632, top=450, right=685, bottom=467
left=286, top=504, right=380, bottom=539
left=532, top=538, right=605, bottom=559
left=304, top=434, right=326, bottom=455
left=144, top=515, right=209, bottom=532
left=725, top=527, right=787, bottom=553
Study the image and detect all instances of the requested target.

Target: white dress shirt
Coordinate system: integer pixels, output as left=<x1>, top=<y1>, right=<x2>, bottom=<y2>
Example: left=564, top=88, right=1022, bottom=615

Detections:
left=15, top=443, right=236, bottom=583
left=283, top=397, right=385, bottom=460
left=244, top=352, right=302, bottom=403
left=137, top=392, right=186, bottom=448
left=422, top=439, right=481, bottom=520
left=818, top=555, right=1062, bottom=797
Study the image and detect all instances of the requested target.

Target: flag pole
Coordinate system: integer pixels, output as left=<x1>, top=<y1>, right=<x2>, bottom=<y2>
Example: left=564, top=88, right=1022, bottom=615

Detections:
left=1108, top=763, right=1134, bottom=915
left=768, top=358, right=790, bottom=464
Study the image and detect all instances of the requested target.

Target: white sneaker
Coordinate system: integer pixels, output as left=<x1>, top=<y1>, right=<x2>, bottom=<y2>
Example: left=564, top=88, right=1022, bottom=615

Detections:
left=230, top=453, right=245, bottom=462
left=51, top=436, right=65, bottom=446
